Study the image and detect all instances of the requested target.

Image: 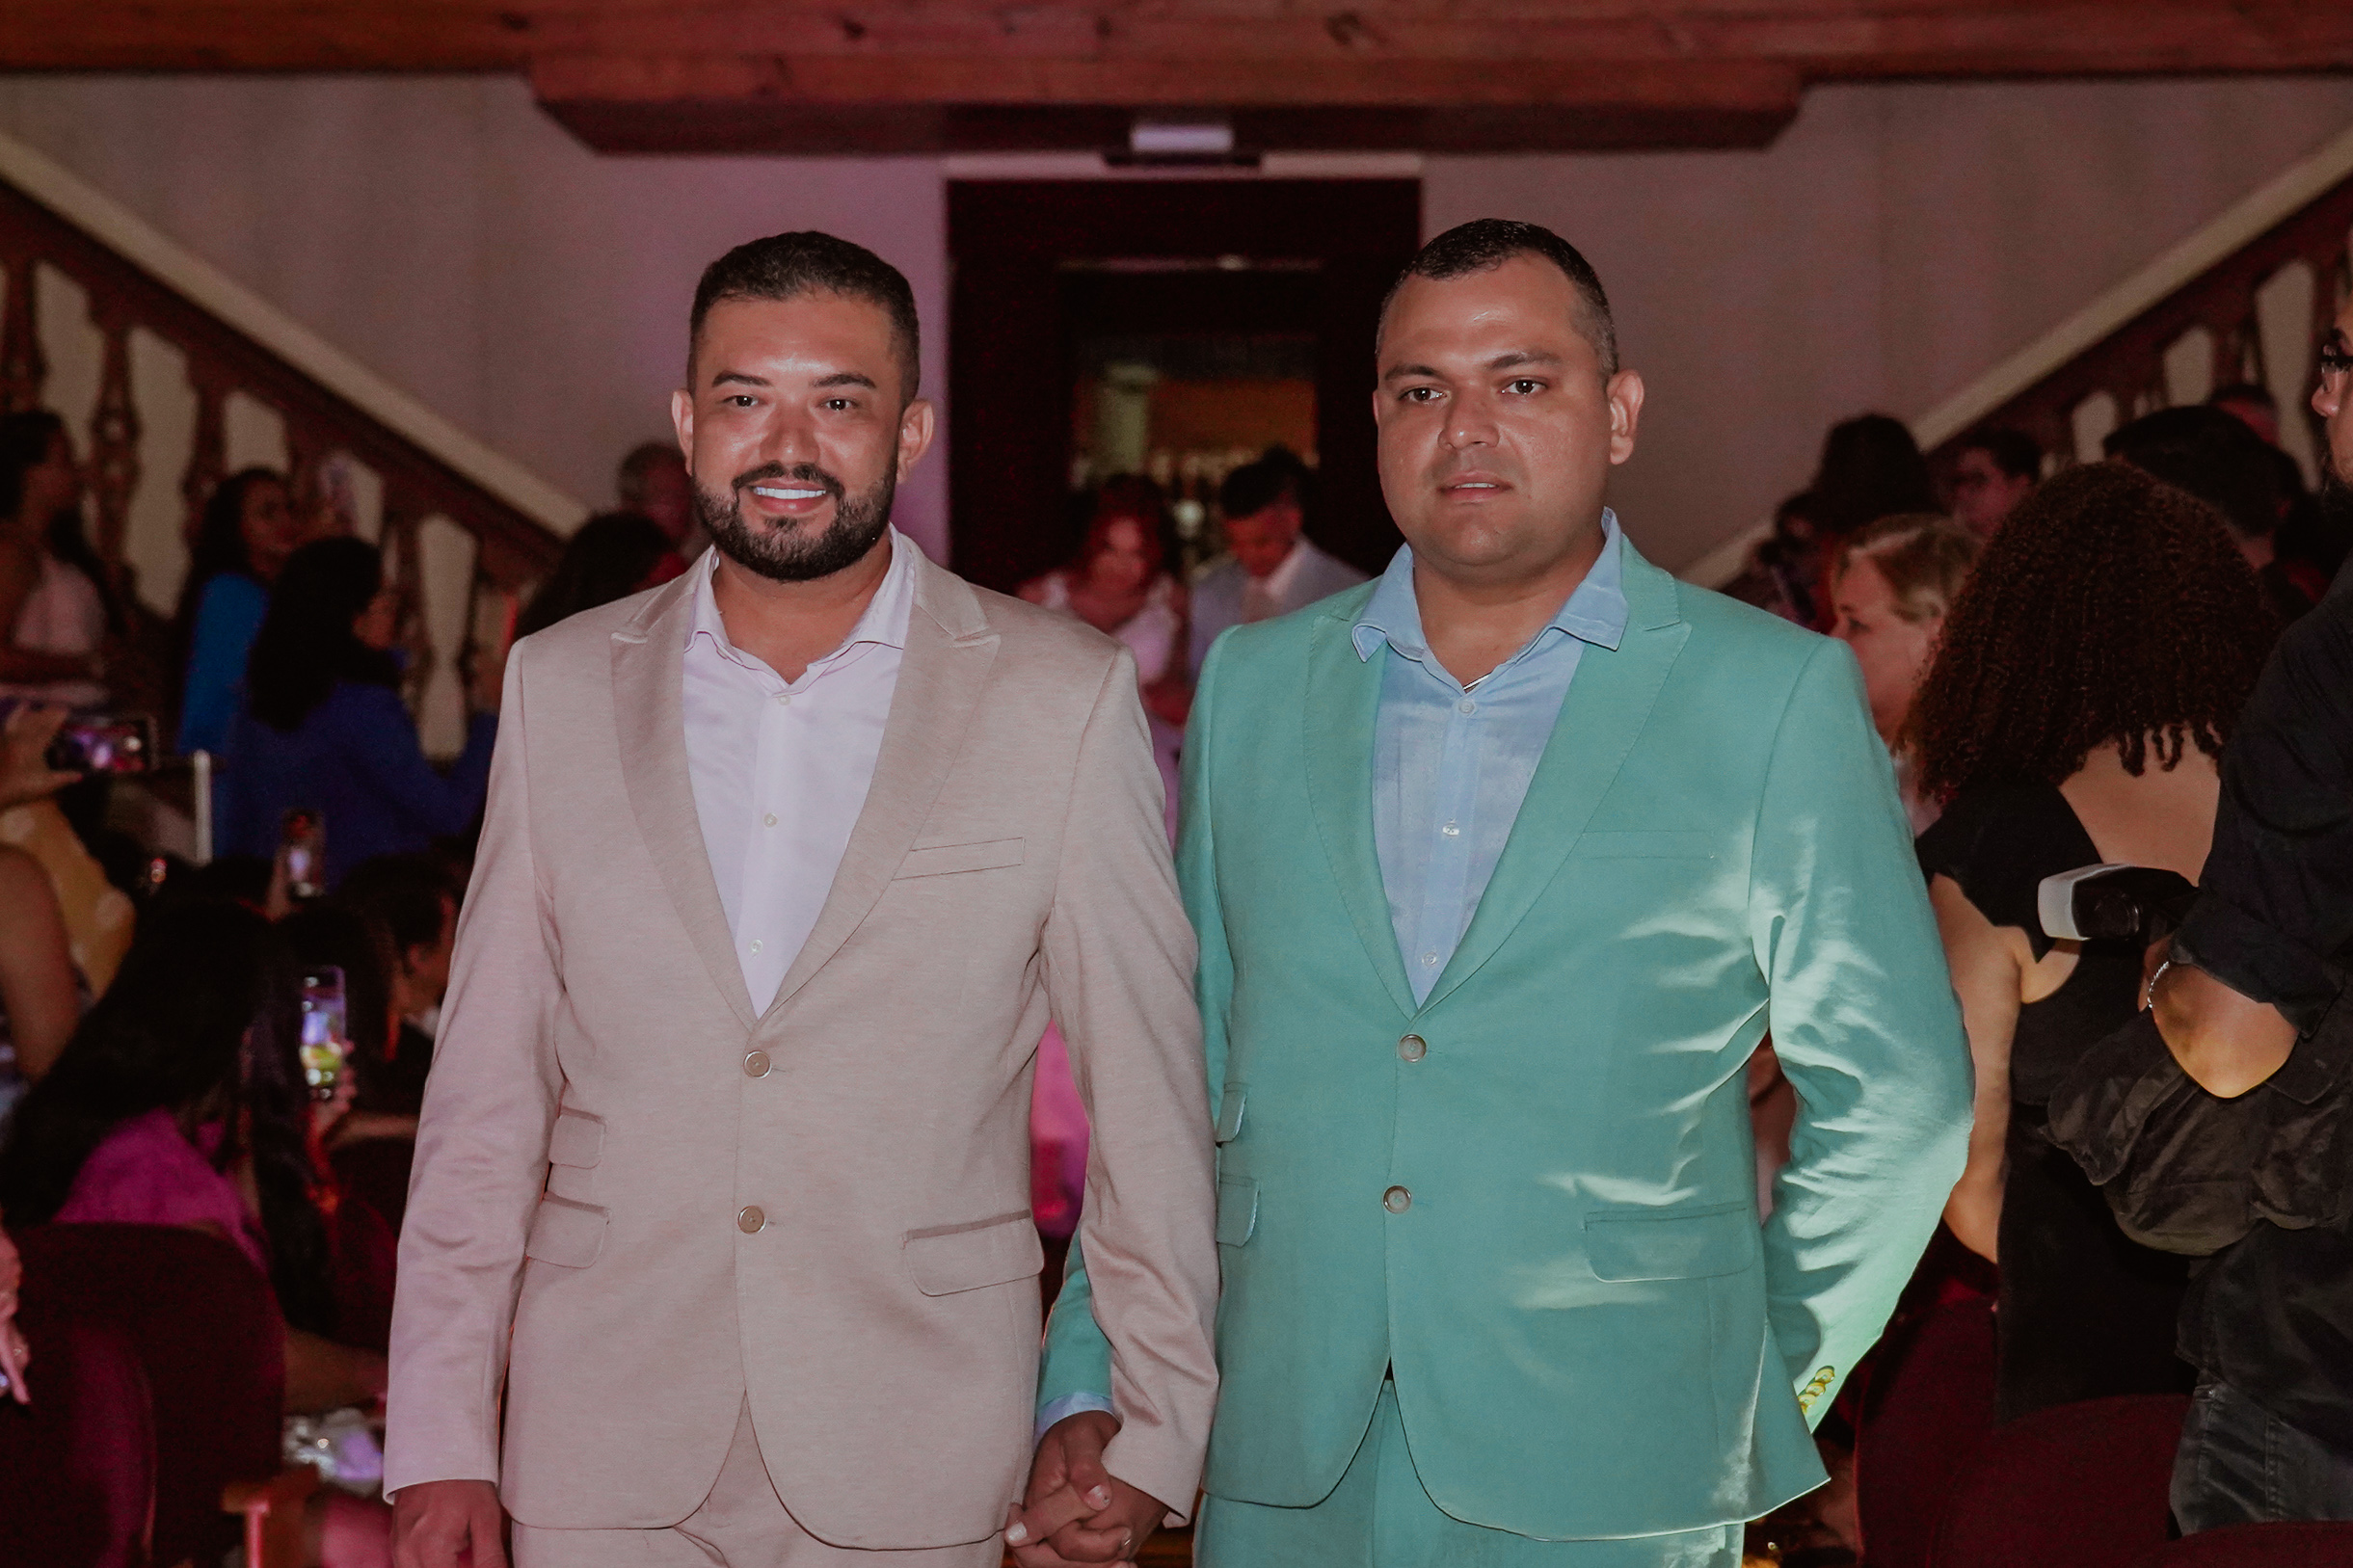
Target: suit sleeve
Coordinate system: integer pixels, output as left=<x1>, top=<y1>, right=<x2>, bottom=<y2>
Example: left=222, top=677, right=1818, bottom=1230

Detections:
left=1750, top=639, right=1973, bottom=1424
left=383, top=651, right=564, bottom=1496
left=1033, top=647, right=1219, bottom=1522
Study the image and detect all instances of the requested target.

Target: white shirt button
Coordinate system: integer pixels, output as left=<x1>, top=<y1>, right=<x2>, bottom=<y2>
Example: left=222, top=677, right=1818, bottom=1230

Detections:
left=1382, top=1185, right=1412, bottom=1213
left=763, top=813, right=777, bottom=828
left=1440, top=821, right=1460, bottom=837
left=774, top=692, right=792, bottom=705
left=1420, top=950, right=1439, bottom=967
left=749, top=939, right=763, bottom=955
left=1457, top=699, right=1477, bottom=715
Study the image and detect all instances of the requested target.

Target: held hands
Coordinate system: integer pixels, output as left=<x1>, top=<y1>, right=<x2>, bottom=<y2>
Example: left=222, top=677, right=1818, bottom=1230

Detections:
left=392, top=1478, right=508, bottom=1568
left=0, top=704, right=80, bottom=811
left=1007, top=1412, right=1169, bottom=1566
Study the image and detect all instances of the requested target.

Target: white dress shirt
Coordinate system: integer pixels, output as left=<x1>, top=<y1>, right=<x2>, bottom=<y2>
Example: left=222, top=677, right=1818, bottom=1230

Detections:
left=682, top=530, right=918, bottom=1014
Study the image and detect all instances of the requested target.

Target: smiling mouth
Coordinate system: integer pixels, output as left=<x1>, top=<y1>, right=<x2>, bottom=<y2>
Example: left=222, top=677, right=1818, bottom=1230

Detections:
left=750, top=485, right=830, bottom=502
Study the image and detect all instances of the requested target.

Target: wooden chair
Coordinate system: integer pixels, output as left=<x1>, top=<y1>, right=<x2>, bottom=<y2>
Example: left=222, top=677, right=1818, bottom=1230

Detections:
left=1853, top=1294, right=1997, bottom=1568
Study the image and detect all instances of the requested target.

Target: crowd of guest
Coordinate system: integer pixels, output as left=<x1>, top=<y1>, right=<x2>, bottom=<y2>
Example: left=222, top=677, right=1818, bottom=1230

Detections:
left=0, top=340, right=2350, bottom=1566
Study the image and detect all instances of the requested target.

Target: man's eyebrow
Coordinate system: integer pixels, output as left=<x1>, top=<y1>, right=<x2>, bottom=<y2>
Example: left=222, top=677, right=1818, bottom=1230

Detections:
left=709, top=370, right=769, bottom=388
left=814, top=370, right=878, bottom=390
left=1487, top=350, right=1563, bottom=371
left=1379, top=361, right=1441, bottom=385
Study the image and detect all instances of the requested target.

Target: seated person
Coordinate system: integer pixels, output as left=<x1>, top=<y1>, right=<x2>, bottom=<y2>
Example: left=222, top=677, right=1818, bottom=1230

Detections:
left=218, top=539, right=498, bottom=889
left=0, top=898, right=390, bottom=1566
left=1188, top=449, right=1366, bottom=677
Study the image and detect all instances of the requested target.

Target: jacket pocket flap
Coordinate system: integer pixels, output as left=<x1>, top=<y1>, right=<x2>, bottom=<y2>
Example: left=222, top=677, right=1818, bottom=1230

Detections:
left=903, top=1210, right=1043, bottom=1295
left=895, top=837, right=1027, bottom=879
left=1217, top=1179, right=1259, bottom=1246
left=1568, top=831, right=1716, bottom=860
left=1215, top=1085, right=1247, bottom=1144
left=1585, top=1201, right=1756, bottom=1282
left=523, top=1195, right=608, bottom=1268
left=548, top=1111, right=604, bottom=1169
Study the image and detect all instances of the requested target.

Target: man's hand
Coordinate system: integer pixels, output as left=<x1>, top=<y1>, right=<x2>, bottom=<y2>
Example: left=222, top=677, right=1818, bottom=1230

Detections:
left=2152, top=959, right=2299, bottom=1099
left=1006, top=1411, right=1169, bottom=1565
left=393, top=1478, right=508, bottom=1568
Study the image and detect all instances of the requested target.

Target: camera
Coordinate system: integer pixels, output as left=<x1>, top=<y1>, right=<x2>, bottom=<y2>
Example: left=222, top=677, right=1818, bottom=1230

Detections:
left=2038, top=864, right=2199, bottom=946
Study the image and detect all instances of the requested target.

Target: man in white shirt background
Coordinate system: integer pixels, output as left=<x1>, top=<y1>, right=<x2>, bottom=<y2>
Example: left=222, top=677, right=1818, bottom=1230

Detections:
left=1187, top=452, right=1368, bottom=677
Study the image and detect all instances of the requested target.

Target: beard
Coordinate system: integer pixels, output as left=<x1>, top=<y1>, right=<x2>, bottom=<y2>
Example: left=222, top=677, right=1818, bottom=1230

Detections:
left=694, top=460, right=896, bottom=583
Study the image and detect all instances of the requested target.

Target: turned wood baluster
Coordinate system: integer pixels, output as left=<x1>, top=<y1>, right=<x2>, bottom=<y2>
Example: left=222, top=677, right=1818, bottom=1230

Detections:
left=0, top=254, right=44, bottom=414
left=181, top=369, right=228, bottom=548
left=384, top=504, right=436, bottom=716
left=87, top=312, right=143, bottom=569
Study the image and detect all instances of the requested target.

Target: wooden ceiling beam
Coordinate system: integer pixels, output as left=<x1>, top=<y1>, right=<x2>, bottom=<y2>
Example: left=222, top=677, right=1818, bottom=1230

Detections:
left=6, top=2, right=2350, bottom=152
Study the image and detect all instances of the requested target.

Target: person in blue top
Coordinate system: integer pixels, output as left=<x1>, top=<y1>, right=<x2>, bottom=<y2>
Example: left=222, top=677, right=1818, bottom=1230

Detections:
left=175, top=466, right=305, bottom=757
left=218, top=537, right=497, bottom=889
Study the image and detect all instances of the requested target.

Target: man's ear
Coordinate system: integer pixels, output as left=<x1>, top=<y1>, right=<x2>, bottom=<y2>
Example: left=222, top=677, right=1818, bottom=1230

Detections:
left=671, top=388, right=696, bottom=476
left=1605, top=369, right=1645, bottom=466
left=898, top=398, right=938, bottom=479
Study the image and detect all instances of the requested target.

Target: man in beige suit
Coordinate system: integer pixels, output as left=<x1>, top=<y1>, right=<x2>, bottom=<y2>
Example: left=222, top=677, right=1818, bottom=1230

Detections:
left=386, top=232, right=1218, bottom=1567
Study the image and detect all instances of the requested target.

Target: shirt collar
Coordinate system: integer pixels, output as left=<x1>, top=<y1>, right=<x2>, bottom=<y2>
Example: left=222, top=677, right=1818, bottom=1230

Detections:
left=685, top=524, right=919, bottom=674
left=1351, top=509, right=1629, bottom=668
left=1255, top=536, right=1309, bottom=600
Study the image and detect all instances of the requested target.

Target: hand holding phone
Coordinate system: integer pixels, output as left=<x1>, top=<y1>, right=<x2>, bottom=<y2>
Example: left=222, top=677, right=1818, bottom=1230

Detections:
left=299, top=966, right=350, bottom=1104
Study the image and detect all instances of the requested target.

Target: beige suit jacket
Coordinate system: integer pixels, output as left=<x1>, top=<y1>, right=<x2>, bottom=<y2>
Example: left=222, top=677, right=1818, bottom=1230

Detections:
left=383, top=552, right=1218, bottom=1547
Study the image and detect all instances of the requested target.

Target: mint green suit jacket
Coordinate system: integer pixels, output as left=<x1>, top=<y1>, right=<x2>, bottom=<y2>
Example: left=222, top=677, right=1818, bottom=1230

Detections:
left=1039, top=540, right=1971, bottom=1538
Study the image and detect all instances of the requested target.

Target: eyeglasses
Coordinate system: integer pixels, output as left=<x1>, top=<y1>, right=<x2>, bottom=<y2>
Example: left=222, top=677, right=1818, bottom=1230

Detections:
left=2321, top=340, right=2353, bottom=390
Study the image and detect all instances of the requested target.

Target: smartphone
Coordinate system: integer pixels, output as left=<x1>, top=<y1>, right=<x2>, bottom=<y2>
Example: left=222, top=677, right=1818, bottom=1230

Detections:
left=299, top=966, right=349, bottom=1103
left=281, top=810, right=326, bottom=902
left=45, top=713, right=155, bottom=775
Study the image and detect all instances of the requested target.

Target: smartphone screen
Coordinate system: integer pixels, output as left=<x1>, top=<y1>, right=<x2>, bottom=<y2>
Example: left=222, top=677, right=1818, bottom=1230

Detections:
left=281, top=809, right=326, bottom=901
left=299, top=966, right=348, bottom=1103
left=44, top=714, right=155, bottom=775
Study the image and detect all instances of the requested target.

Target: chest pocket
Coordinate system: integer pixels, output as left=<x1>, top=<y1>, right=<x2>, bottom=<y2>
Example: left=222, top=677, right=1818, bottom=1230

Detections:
left=894, top=837, right=1026, bottom=879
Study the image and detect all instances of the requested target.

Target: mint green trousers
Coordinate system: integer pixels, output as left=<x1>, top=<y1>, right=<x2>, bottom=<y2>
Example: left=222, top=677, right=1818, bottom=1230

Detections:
left=1195, top=1385, right=1743, bottom=1568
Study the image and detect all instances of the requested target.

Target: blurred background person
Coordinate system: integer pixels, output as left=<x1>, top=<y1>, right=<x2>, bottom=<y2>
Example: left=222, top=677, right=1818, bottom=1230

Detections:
left=2108, top=403, right=2322, bottom=624
left=218, top=538, right=497, bottom=889
left=1828, top=512, right=1980, bottom=832
left=1947, top=427, right=2043, bottom=539
left=0, top=411, right=107, bottom=710
left=0, top=706, right=85, bottom=1107
left=1187, top=448, right=1364, bottom=678
left=1020, top=475, right=1189, bottom=827
left=1809, top=413, right=1940, bottom=542
left=513, top=510, right=676, bottom=640
left=1723, top=490, right=1828, bottom=626
left=332, top=852, right=458, bottom=1128
left=616, top=440, right=702, bottom=569
left=0, top=899, right=391, bottom=1565
left=174, top=466, right=302, bottom=757
left=1911, top=462, right=2271, bottom=1423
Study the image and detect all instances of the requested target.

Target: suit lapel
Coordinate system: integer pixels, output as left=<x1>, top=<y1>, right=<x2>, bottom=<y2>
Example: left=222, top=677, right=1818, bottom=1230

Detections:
left=1303, top=608, right=1418, bottom=1018
left=1417, top=546, right=1692, bottom=1014
left=610, top=576, right=760, bottom=1032
left=761, top=555, right=1000, bottom=1021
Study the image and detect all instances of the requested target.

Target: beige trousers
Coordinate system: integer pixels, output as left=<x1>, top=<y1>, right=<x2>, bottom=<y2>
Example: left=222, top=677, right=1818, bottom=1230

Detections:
left=510, top=1401, right=1004, bottom=1568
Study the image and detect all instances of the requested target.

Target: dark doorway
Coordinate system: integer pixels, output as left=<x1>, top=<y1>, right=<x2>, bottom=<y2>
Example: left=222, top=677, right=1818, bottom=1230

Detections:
left=948, top=178, right=1420, bottom=594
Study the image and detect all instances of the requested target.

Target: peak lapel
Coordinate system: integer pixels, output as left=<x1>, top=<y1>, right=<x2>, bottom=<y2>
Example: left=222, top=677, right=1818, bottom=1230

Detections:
left=610, top=578, right=760, bottom=1032
left=1417, top=547, right=1692, bottom=1014
left=761, top=557, right=1000, bottom=1022
left=1303, top=610, right=1417, bottom=1019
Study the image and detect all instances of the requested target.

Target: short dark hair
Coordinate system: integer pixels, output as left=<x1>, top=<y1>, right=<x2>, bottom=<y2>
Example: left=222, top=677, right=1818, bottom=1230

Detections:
left=2104, top=404, right=2283, bottom=541
left=1379, top=219, right=1618, bottom=375
left=2208, top=382, right=2277, bottom=413
left=336, top=853, right=459, bottom=960
left=616, top=441, right=683, bottom=503
left=1958, top=428, right=2043, bottom=483
left=1219, top=455, right=1303, bottom=520
left=689, top=231, right=921, bottom=403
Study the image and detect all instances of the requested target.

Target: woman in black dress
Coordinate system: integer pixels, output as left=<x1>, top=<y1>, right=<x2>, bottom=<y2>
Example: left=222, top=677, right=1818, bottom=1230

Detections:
left=1909, top=463, right=2274, bottom=1423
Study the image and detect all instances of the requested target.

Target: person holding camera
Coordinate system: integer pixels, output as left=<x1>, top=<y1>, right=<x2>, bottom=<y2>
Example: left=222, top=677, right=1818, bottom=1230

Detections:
left=2049, top=306, right=2353, bottom=1530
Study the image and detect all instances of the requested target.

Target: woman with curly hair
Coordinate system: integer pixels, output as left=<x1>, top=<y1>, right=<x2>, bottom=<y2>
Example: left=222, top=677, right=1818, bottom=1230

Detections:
left=1911, top=461, right=2273, bottom=1422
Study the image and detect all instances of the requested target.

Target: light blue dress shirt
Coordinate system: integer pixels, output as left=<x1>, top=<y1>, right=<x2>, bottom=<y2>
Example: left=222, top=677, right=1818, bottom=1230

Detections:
left=1354, top=511, right=1629, bottom=1002
left=1035, top=514, right=1629, bottom=1441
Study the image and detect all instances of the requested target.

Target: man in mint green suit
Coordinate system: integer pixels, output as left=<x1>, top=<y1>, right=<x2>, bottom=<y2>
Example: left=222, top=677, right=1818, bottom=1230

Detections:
left=1011, top=221, right=1971, bottom=1566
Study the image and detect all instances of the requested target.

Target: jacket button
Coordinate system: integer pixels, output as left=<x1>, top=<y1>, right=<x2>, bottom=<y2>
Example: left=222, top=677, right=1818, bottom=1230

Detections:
left=1382, top=1185, right=1412, bottom=1213
left=1398, top=1034, right=1427, bottom=1062
left=744, top=1050, right=770, bottom=1077
left=737, top=1206, right=765, bottom=1234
